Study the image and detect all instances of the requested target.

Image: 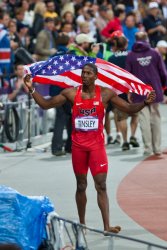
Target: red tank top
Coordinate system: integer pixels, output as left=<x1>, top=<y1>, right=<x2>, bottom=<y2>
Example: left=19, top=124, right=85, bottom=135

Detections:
left=72, top=85, right=105, bottom=150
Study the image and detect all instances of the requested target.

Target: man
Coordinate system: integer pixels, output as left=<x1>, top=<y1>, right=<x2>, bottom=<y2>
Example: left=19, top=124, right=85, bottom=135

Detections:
left=44, top=0, right=58, bottom=19
left=101, top=4, right=125, bottom=39
left=49, top=34, right=72, bottom=156
left=108, top=32, right=139, bottom=151
left=68, top=33, right=100, bottom=57
left=0, top=9, right=11, bottom=77
left=35, top=17, right=57, bottom=61
left=143, top=2, right=166, bottom=48
left=126, top=31, right=167, bottom=155
left=24, top=63, right=155, bottom=233
left=95, top=5, right=109, bottom=33
left=156, top=40, right=167, bottom=69
left=123, top=12, right=139, bottom=51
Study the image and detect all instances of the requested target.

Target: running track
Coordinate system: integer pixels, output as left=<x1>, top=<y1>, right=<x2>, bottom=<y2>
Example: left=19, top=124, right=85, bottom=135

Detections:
left=117, top=149, right=167, bottom=241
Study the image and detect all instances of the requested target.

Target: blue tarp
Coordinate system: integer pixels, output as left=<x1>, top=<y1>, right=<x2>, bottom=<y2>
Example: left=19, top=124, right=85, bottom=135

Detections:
left=0, top=185, right=54, bottom=249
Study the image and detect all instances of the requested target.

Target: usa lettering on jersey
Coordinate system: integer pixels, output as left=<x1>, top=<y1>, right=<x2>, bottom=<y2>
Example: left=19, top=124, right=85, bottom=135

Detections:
left=79, top=107, right=96, bottom=116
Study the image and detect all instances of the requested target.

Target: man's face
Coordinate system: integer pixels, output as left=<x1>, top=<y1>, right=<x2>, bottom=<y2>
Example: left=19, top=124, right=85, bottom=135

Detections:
left=81, top=66, right=97, bottom=86
left=62, top=23, right=72, bottom=33
left=125, top=15, right=136, bottom=28
left=150, top=7, right=159, bottom=16
left=16, top=65, right=24, bottom=77
left=45, top=21, right=55, bottom=31
left=47, top=1, right=55, bottom=12
left=3, top=14, right=10, bottom=28
left=81, top=41, right=91, bottom=52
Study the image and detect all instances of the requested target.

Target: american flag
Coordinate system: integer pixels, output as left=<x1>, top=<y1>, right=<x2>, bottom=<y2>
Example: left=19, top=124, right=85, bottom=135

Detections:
left=24, top=54, right=153, bottom=95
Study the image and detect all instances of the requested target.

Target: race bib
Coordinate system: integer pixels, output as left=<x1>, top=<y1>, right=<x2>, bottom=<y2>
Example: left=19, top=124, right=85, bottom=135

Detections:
left=75, top=116, right=99, bottom=131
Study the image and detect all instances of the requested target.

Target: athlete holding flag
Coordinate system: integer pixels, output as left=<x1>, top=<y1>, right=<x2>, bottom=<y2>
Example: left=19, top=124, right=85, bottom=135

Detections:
left=24, top=63, right=155, bottom=233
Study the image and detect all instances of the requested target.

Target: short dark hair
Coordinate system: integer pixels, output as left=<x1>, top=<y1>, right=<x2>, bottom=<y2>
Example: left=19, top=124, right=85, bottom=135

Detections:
left=56, top=33, right=70, bottom=46
left=83, top=63, right=98, bottom=75
left=112, top=36, right=128, bottom=50
left=44, top=17, right=54, bottom=23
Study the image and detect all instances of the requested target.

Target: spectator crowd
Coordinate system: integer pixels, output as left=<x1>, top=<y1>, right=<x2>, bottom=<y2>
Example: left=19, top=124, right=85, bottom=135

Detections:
left=0, top=0, right=167, bottom=156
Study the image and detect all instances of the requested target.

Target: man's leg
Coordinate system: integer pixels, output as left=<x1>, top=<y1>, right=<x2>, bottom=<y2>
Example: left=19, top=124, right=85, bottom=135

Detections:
left=51, top=107, right=66, bottom=155
left=104, top=111, right=113, bottom=144
left=65, top=114, right=72, bottom=153
left=72, top=146, right=89, bottom=225
left=93, top=173, right=121, bottom=233
left=139, top=106, right=152, bottom=154
left=150, top=103, right=161, bottom=154
left=129, top=114, right=140, bottom=148
left=115, top=109, right=129, bottom=150
left=75, top=174, right=87, bottom=225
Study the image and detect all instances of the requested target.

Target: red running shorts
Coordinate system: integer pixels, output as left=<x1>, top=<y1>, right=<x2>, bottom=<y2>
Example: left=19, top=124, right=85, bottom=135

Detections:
left=72, top=146, right=108, bottom=176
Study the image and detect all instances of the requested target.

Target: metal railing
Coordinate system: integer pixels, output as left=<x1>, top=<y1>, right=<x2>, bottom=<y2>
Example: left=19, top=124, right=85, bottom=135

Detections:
left=46, top=212, right=167, bottom=250
left=0, top=98, right=55, bottom=150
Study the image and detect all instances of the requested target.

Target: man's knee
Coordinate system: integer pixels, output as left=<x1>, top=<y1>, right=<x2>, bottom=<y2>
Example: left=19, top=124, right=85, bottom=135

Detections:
left=95, top=180, right=107, bottom=193
left=77, top=181, right=87, bottom=192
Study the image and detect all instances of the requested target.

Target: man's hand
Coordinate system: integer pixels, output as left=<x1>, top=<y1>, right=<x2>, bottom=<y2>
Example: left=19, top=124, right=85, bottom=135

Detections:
left=23, top=74, right=33, bottom=90
left=144, top=90, right=156, bottom=105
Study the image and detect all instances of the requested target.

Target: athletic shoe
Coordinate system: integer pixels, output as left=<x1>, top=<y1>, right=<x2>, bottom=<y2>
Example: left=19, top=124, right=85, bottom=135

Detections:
left=122, top=142, right=130, bottom=151
left=143, top=150, right=152, bottom=156
left=53, top=151, right=66, bottom=156
left=129, top=136, right=140, bottom=147
left=107, top=135, right=114, bottom=144
left=112, top=134, right=121, bottom=144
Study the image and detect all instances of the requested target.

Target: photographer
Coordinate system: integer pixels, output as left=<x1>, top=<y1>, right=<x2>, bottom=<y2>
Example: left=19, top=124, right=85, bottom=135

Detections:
left=68, top=33, right=100, bottom=57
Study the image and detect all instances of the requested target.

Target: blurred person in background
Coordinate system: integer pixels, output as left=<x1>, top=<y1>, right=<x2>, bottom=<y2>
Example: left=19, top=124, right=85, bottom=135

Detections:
left=62, top=11, right=77, bottom=31
left=8, top=19, right=21, bottom=52
left=143, top=2, right=166, bottom=48
left=21, top=0, right=34, bottom=28
left=156, top=40, right=167, bottom=69
left=44, top=0, right=58, bottom=19
left=61, top=21, right=76, bottom=43
left=101, top=4, right=126, bottom=39
left=31, top=1, right=46, bottom=39
left=76, top=6, right=97, bottom=39
left=49, top=33, right=72, bottom=156
left=78, top=21, right=95, bottom=42
left=123, top=12, right=139, bottom=51
left=109, top=31, right=140, bottom=151
left=15, top=7, right=25, bottom=33
left=17, top=23, right=30, bottom=50
left=126, top=31, right=167, bottom=155
left=0, top=9, right=11, bottom=81
left=9, top=64, right=28, bottom=102
left=159, top=0, right=167, bottom=30
left=95, top=5, right=109, bottom=33
left=68, top=33, right=100, bottom=57
left=35, top=17, right=57, bottom=61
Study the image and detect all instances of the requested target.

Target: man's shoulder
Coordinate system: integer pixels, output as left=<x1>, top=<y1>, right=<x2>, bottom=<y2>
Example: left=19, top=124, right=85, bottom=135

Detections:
left=62, top=87, right=77, bottom=96
left=37, top=29, right=48, bottom=38
left=100, top=86, right=114, bottom=95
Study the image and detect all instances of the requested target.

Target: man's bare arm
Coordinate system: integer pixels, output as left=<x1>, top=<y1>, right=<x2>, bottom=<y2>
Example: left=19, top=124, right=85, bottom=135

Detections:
left=31, top=90, right=68, bottom=109
left=24, top=74, right=68, bottom=109
left=110, top=91, right=156, bottom=113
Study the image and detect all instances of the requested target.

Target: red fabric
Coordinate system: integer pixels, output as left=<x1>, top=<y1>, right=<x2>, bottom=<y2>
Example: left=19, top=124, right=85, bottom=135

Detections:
left=0, top=51, right=11, bottom=60
left=101, top=17, right=122, bottom=38
left=72, top=85, right=105, bottom=150
left=72, top=145, right=108, bottom=176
